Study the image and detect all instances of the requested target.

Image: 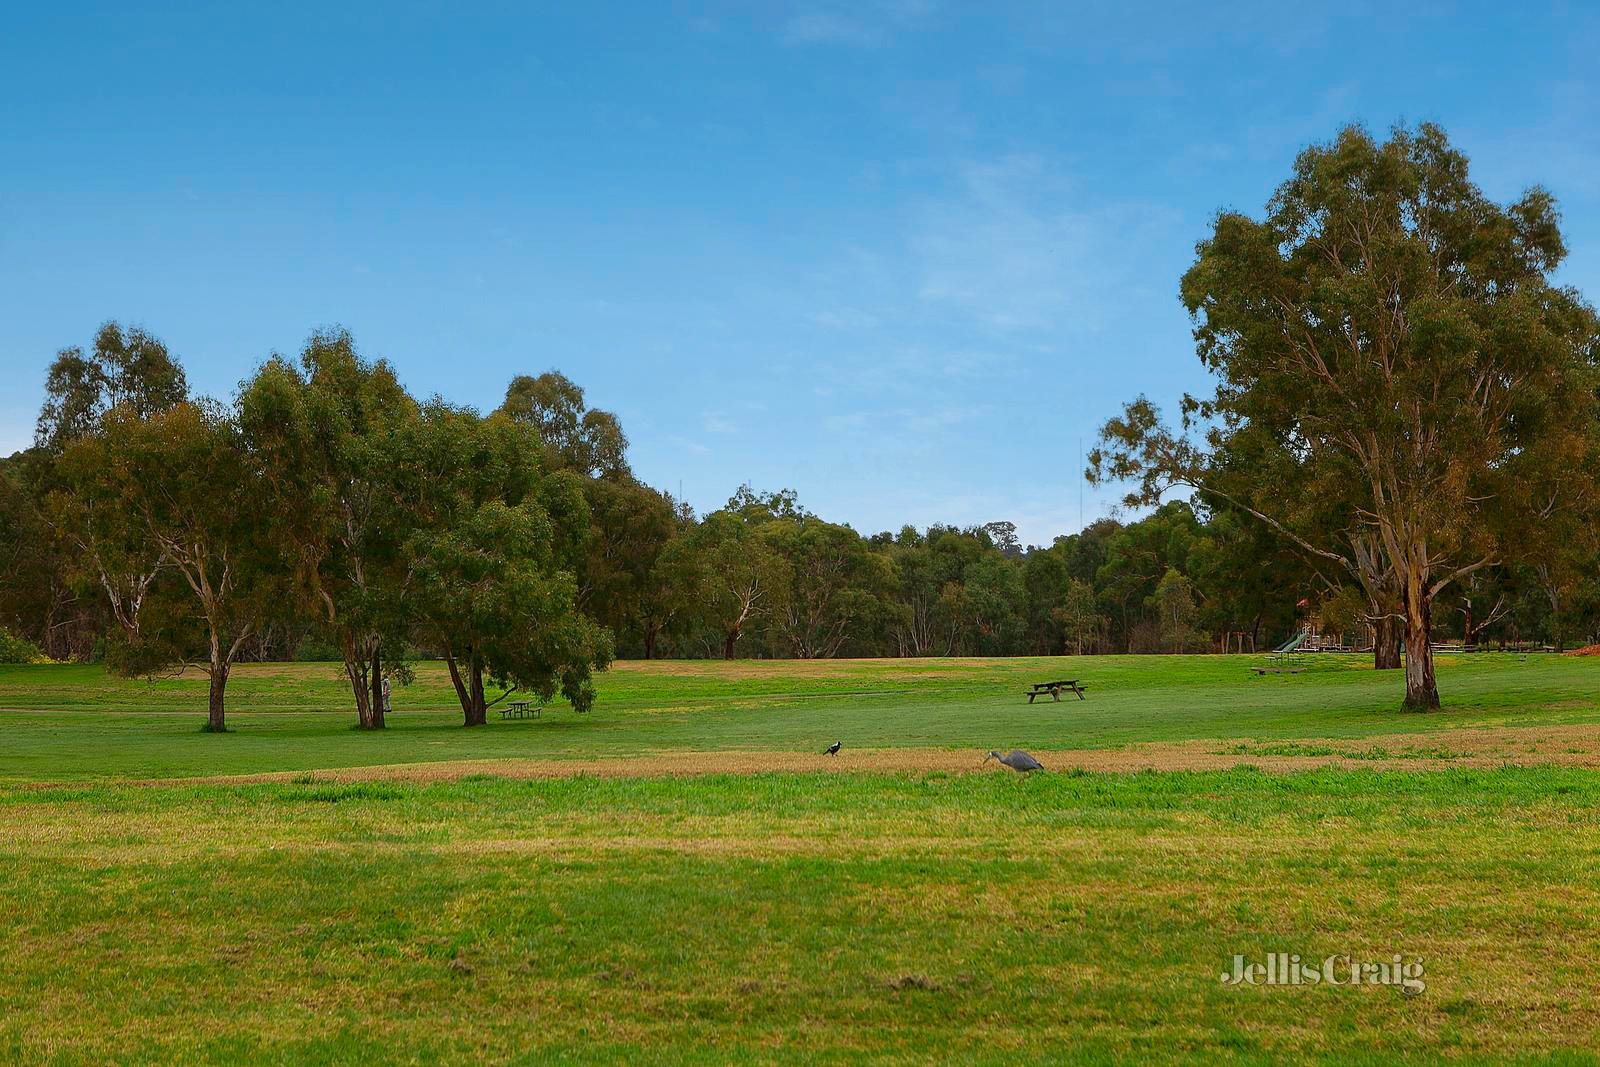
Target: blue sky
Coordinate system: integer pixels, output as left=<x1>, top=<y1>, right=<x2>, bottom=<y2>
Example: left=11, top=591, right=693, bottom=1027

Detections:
left=3, top=3, right=1596, bottom=545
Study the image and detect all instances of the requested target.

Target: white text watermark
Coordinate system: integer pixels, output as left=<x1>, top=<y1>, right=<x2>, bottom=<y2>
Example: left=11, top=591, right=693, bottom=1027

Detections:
left=1220, top=953, right=1425, bottom=996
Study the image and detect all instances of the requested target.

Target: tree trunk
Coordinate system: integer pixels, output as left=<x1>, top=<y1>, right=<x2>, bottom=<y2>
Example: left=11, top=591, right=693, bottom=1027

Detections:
left=465, top=657, right=487, bottom=726
left=1373, top=615, right=1402, bottom=670
left=203, top=620, right=232, bottom=730
left=343, top=632, right=374, bottom=728
left=368, top=640, right=386, bottom=730
left=1402, top=582, right=1439, bottom=711
left=445, top=648, right=477, bottom=726
left=723, top=628, right=739, bottom=660
left=207, top=664, right=228, bottom=732
left=643, top=625, right=658, bottom=660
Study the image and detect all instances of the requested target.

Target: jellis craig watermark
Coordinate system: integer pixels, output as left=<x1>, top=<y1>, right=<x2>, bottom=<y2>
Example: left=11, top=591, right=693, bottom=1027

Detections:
left=1220, top=953, right=1425, bottom=996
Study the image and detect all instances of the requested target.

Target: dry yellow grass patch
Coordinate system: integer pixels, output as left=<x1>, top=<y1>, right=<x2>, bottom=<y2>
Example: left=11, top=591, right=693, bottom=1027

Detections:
left=117, top=721, right=1600, bottom=787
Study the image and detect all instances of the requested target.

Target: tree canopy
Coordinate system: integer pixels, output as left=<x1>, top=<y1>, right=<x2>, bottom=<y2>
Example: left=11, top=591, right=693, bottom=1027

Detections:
left=1092, top=123, right=1600, bottom=707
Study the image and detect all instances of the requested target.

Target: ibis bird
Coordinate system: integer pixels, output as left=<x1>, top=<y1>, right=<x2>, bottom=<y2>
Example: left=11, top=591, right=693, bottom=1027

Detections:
left=986, top=749, right=1044, bottom=773
left=824, top=740, right=842, bottom=756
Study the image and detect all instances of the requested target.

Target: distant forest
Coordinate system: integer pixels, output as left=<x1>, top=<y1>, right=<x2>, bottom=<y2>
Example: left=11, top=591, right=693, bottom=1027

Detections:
left=3, top=321, right=1595, bottom=689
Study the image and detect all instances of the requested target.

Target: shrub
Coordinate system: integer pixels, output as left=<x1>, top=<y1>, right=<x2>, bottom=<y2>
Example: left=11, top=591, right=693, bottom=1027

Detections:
left=0, top=628, right=45, bottom=664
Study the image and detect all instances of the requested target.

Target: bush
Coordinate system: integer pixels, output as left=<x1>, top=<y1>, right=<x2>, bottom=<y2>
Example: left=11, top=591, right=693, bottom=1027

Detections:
left=0, top=628, right=45, bottom=664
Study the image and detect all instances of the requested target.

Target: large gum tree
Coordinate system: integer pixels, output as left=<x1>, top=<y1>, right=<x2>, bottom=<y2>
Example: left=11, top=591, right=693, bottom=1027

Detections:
left=239, top=330, right=419, bottom=730
left=1093, top=123, right=1599, bottom=710
left=59, top=401, right=280, bottom=731
left=404, top=405, right=613, bottom=726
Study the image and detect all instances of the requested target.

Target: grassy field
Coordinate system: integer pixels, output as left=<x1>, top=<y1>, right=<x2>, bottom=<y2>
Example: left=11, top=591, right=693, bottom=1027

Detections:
left=2, top=653, right=1597, bottom=781
left=4, top=655, right=1600, bottom=1062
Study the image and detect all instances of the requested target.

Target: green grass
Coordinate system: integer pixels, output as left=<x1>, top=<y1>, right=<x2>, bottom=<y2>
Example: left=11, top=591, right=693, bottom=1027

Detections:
left=4, top=655, right=1600, bottom=1062
left=1, top=652, right=1596, bottom=781
left=5, top=768, right=1600, bottom=1062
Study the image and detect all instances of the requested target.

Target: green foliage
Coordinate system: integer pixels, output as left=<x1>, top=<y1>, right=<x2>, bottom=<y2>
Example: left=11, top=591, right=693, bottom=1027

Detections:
left=15, top=249, right=1599, bottom=683
left=576, top=476, right=680, bottom=655
left=0, top=627, right=44, bottom=664
left=1053, top=578, right=1104, bottom=655
left=0, top=457, right=71, bottom=657
left=1150, top=568, right=1201, bottom=653
left=1093, top=123, right=1600, bottom=704
left=498, top=370, right=628, bottom=479
left=663, top=507, right=792, bottom=658
left=292, top=633, right=343, bottom=662
left=35, top=321, right=188, bottom=453
left=57, top=400, right=284, bottom=729
left=238, top=330, right=421, bottom=727
left=405, top=406, right=613, bottom=724
left=760, top=515, right=893, bottom=658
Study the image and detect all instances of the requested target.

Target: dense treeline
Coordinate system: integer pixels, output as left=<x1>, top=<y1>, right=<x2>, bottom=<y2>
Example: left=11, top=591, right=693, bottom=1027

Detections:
left=1, top=321, right=1596, bottom=709
left=3, top=124, right=1599, bottom=722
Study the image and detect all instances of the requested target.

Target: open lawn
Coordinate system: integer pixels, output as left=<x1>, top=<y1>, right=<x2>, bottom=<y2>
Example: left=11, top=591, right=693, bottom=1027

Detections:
left=4, top=655, right=1600, bottom=1062
left=2, top=653, right=1598, bottom=781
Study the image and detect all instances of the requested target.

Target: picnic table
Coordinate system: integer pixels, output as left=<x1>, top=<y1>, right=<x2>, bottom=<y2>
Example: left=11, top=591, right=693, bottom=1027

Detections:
left=500, top=700, right=542, bottom=720
left=1026, top=679, right=1086, bottom=703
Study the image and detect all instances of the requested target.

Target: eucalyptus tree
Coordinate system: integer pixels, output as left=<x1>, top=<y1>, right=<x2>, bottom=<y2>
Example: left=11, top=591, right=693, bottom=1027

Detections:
left=1150, top=569, right=1201, bottom=653
left=629, top=494, right=697, bottom=659
left=763, top=516, right=892, bottom=658
left=1093, top=123, right=1600, bottom=708
left=36, top=322, right=188, bottom=453
left=498, top=370, right=628, bottom=479
left=875, top=526, right=970, bottom=656
left=498, top=370, right=686, bottom=659
left=664, top=506, right=791, bottom=659
left=404, top=405, right=612, bottom=726
left=1019, top=541, right=1071, bottom=653
left=961, top=553, right=1027, bottom=655
left=574, top=475, right=681, bottom=654
left=1189, top=429, right=1406, bottom=667
left=1183, top=507, right=1311, bottom=655
left=239, top=330, right=419, bottom=728
left=1091, top=502, right=1207, bottom=653
left=1054, top=578, right=1104, bottom=655
left=59, top=401, right=280, bottom=731
left=26, top=323, right=190, bottom=658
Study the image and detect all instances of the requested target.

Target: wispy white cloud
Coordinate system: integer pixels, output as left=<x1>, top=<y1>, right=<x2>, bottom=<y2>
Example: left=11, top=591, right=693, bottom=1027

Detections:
left=811, top=308, right=880, bottom=330
left=780, top=1, right=936, bottom=47
left=818, top=403, right=988, bottom=453
left=798, top=153, right=1184, bottom=350
left=909, top=154, right=1180, bottom=335
left=782, top=12, right=878, bottom=47
left=665, top=434, right=712, bottom=457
